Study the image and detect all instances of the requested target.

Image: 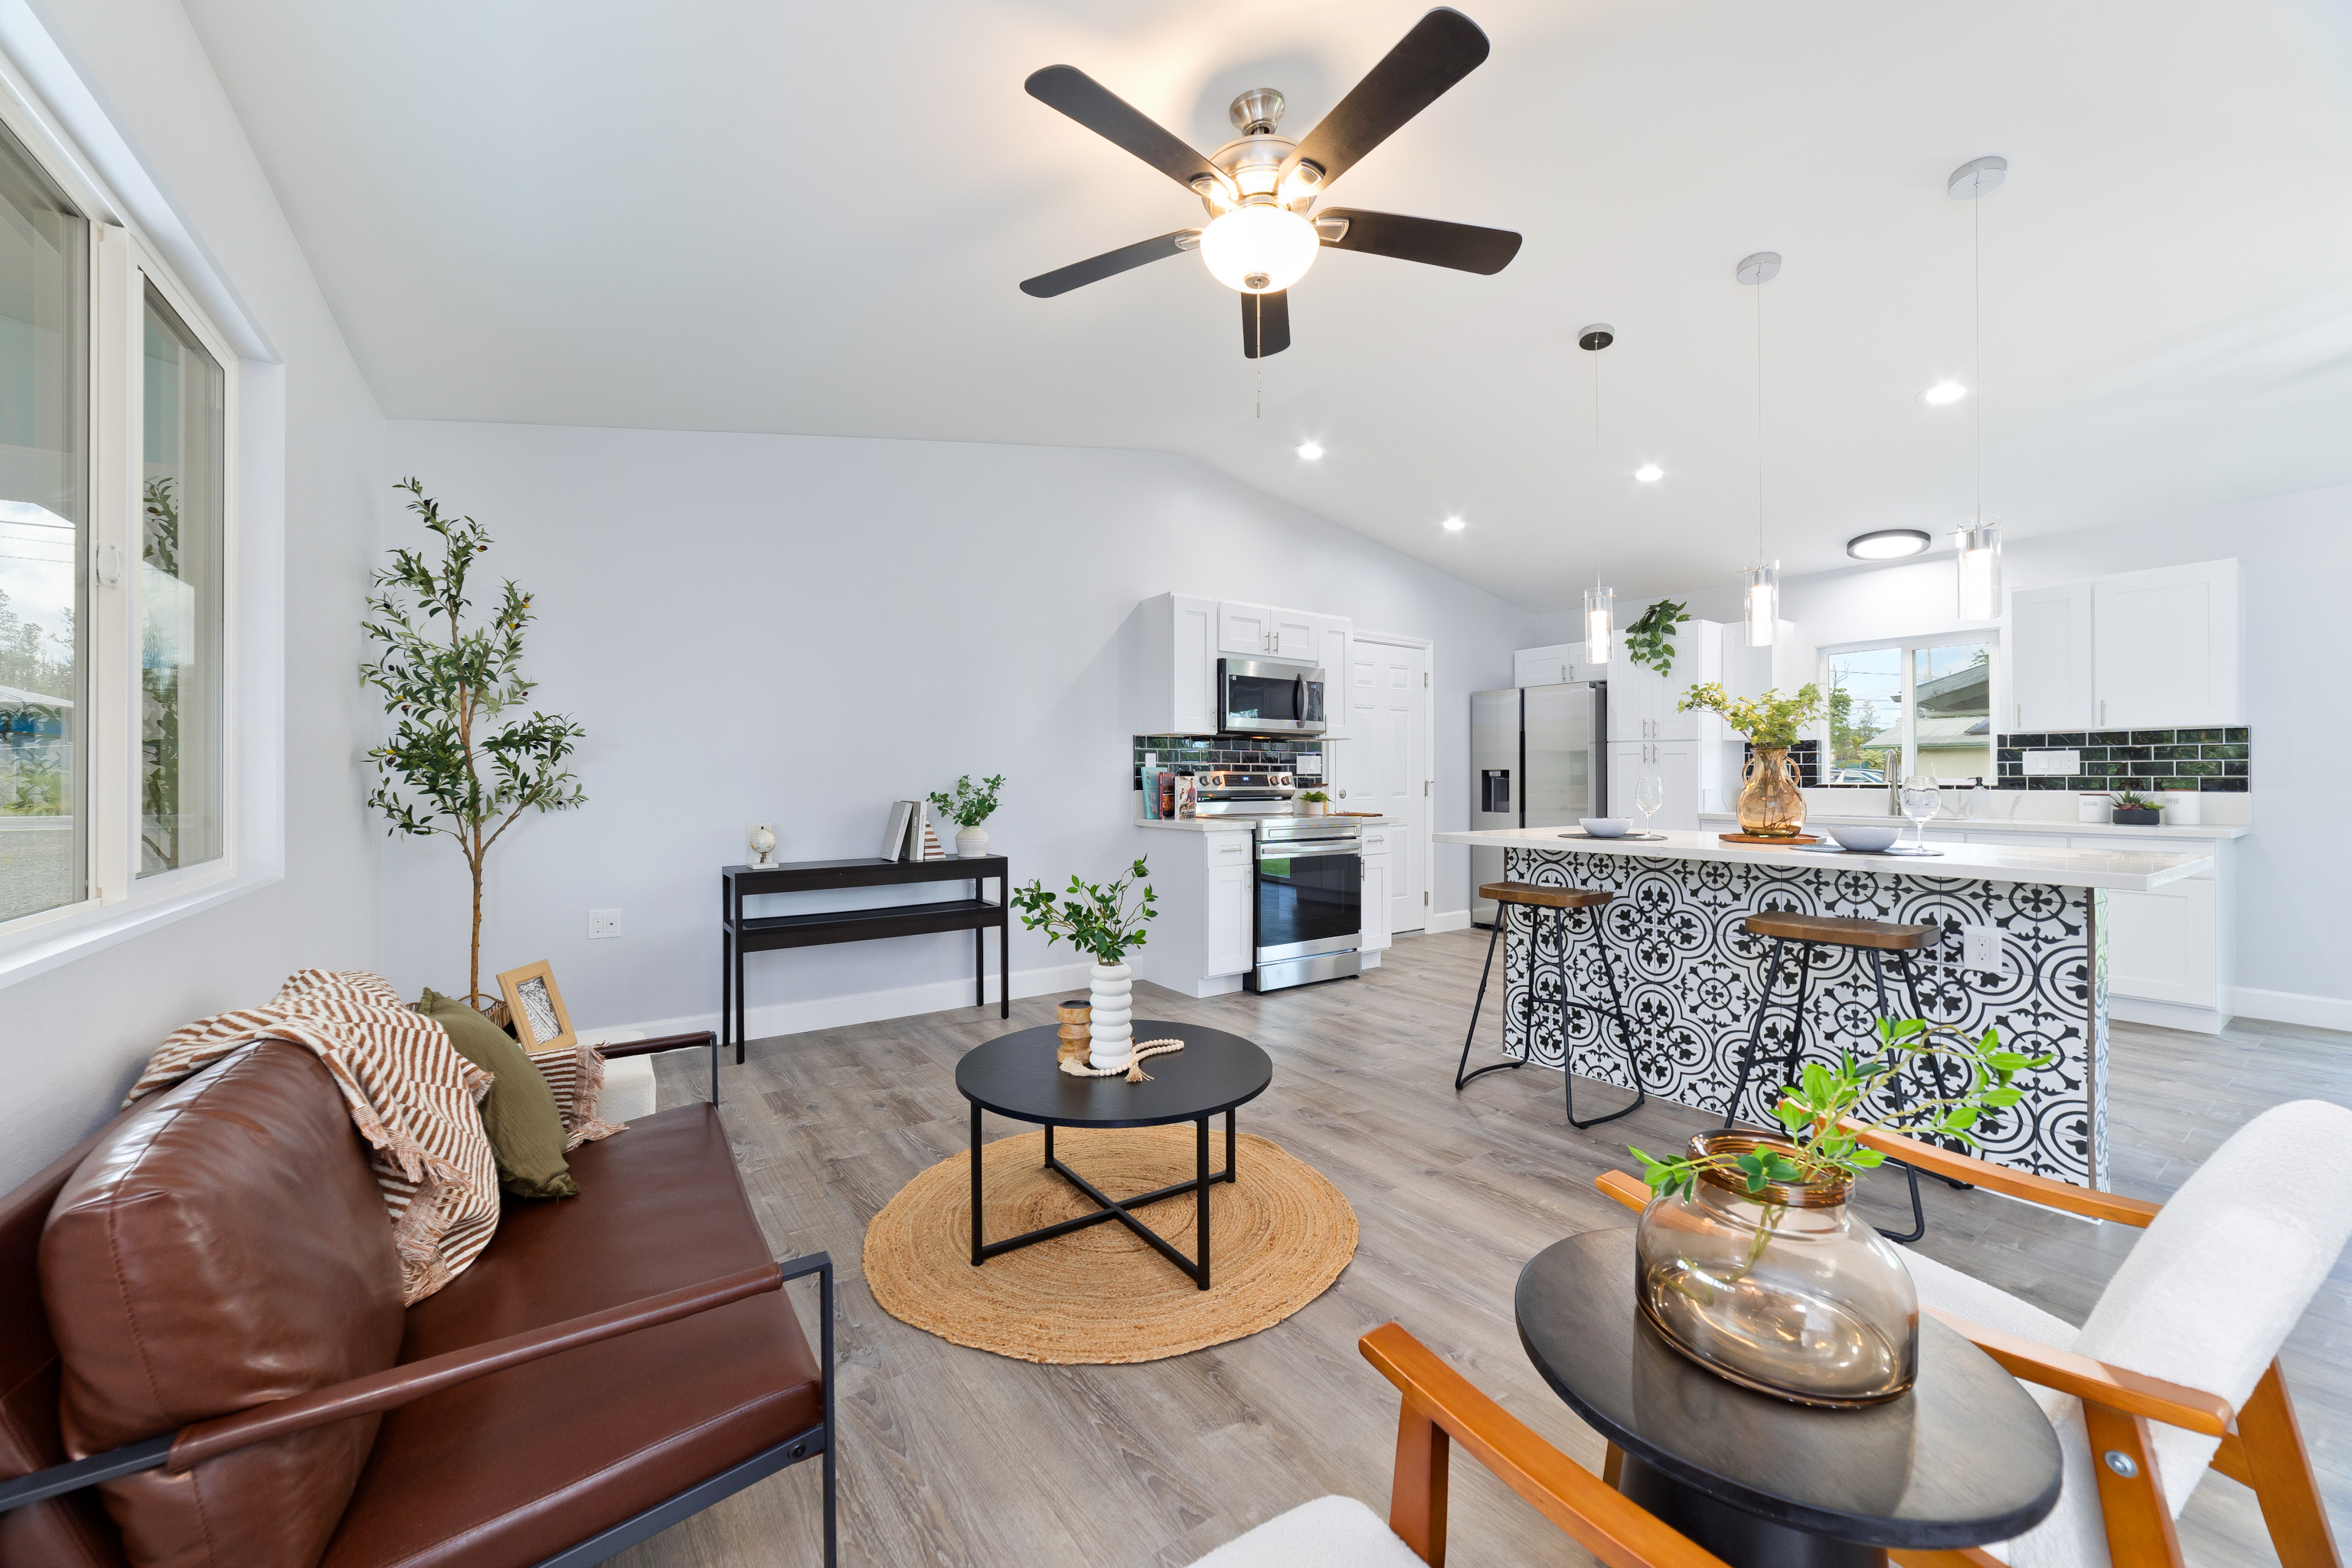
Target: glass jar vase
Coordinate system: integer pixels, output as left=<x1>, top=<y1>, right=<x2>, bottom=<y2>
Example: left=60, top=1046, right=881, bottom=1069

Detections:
left=1736, top=746, right=1805, bottom=837
left=1634, top=1132, right=1917, bottom=1406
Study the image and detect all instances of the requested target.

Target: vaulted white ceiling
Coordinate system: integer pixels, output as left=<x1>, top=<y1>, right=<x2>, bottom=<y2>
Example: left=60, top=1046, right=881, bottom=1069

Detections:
left=180, top=0, right=2352, bottom=610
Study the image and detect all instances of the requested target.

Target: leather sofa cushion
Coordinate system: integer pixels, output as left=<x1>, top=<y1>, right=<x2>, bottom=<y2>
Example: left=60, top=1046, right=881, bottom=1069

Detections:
left=41, top=1042, right=407, bottom=1568
left=320, top=1103, right=822, bottom=1568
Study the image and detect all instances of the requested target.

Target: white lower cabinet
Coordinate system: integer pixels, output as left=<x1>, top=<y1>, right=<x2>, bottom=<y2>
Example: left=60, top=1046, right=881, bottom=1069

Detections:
left=1361, top=828, right=1393, bottom=962
left=2074, top=833, right=2233, bottom=1030
left=1132, top=828, right=1259, bottom=998
left=1207, top=844, right=1255, bottom=978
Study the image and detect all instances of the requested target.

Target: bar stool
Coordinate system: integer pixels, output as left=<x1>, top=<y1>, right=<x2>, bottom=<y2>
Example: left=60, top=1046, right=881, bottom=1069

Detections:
left=1724, top=910, right=1949, bottom=1242
left=1457, top=880, right=1646, bottom=1130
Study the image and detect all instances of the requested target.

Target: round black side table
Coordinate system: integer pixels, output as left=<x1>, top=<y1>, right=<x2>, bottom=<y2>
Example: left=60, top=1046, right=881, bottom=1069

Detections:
left=1516, top=1228, right=2061, bottom=1567
left=955, top=1021, right=1272, bottom=1291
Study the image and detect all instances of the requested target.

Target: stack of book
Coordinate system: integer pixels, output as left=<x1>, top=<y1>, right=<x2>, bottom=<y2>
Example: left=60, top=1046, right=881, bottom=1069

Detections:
left=879, top=800, right=944, bottom=861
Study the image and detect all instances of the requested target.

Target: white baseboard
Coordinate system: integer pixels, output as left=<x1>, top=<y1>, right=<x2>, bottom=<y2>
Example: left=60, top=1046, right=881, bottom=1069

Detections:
left=607, top=959, right=1096, bottom=1044
left=1426, top=909, right=1472, bottom=934
left=2109, top=997, right=2230, bottom=1036
left=2231, top=987, right=2352, bottom=1033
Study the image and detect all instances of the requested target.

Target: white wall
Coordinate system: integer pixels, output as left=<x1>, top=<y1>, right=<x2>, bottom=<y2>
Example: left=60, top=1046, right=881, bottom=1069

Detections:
left=0, top=0, right=386, bottom=1187
left=377, top=423, right=1537, bottom=1038
left=1536, top=482, right=2352, bottom=1011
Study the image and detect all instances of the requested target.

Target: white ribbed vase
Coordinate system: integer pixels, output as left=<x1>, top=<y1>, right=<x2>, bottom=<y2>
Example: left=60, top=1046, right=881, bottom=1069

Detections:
left=1086, top=962, right=1133, bottom=1070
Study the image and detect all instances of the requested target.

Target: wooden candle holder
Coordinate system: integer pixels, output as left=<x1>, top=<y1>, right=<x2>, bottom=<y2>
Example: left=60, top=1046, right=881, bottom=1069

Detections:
left=1055, top=998, right=1091, bottom=1063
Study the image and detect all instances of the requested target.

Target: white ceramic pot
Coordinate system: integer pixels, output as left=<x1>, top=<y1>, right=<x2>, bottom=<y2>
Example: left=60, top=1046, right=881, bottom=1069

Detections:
left=1298, top=801, right=1325, bottom=817
left=955, top=824, right=991, bottom=859
left=1086, top=961, right=1133, bottom=1070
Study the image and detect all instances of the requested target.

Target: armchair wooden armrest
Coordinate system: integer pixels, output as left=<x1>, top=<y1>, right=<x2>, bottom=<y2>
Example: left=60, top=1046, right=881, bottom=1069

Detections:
left=596, top=1031, right=717, bottom=1060
left=1920, top=1308, right=2231, bottom=1436
left=1838, top=1121, right=2161, bottom=1227
left=1358, top=1322, right=1729, bottom=1568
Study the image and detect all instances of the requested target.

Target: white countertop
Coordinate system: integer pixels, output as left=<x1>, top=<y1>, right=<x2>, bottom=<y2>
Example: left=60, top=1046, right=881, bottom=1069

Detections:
left=1433, top=825, right=2212, bottom=890
left=1135, top=813, right=1391, bottom=832
left=1697, top=811, right=2249, bottom=841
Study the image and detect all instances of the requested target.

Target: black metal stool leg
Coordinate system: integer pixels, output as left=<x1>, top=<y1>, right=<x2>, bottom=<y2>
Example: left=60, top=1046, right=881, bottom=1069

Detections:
left=1565, top=903, right=1645, bottom=1131
left=1864, top=948, right=1931, bottom=1243
left=1455, top=903, right=1523, bottom=1091
left=1773, top=939, right=1818, bottom=1099
left=1893, top=946, right=1972, bottom=1192
left=1724, top=936, right=1788, bottom=1128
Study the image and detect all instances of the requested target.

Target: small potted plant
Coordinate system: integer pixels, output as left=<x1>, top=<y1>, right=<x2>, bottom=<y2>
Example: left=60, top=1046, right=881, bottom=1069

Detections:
left=1629, top=1019, right=2053, bottom=1406
left=1011, top=859, right=1156, bottom=1070
left=2110, top=789, right=2161, bottom=826
left=1297, top=789, right=1330, bottom=817
left=1676, top=682, right=1825, bottom=838
left=928, top=773, right=1006, bottom=858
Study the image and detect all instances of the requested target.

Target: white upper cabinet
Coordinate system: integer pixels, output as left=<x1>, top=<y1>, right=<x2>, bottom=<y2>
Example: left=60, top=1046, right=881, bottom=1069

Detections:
left=1144, top=592, right=1352, bottom=737
left=1217, top=601, right=1274, bottom=656
left=2092, top=560, right=2241, bottom=730
left=2007, top=583, right=2095, bottom=731
left=1514, top=642, right=1578, bottom=688
left=1585, top=620, right=1725, bottom=743
left=1309, top=613, right=1351, bottom=737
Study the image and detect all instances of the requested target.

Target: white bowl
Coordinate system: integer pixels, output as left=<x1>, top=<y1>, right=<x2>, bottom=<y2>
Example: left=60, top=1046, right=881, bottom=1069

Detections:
left=1581, top=818, right=1632, bottom=838
left=1829, top=822, right=1902, bottom=853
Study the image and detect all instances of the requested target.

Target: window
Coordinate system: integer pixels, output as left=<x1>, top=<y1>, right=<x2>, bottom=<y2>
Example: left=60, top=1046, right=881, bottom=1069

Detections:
left=1823, top=636, right=1994, bottom=786
left=139, top=286, right=222, bottom=876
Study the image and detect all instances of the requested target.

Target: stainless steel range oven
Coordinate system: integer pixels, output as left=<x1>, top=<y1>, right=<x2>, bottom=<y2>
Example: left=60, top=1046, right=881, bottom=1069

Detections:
left=1218, top=657, right=1327, bottom=737
left=1245, top=818, right=1362, bottom=993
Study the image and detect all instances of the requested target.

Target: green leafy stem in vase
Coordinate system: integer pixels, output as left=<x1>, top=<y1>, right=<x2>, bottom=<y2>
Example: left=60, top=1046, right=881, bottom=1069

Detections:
left=1622, top=599, right=1690, bottom=677
left=1011, top=857, right=1158, bottom=965
left=1676, top=681, right=1825, bottom=749
left=928, top=773, right=1005, bottom=828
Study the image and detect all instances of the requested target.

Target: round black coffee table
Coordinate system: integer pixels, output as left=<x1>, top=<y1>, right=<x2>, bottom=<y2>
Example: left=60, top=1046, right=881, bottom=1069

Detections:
left=956, top=1021, right=1272, bottom=1291
left=1517, top=1228, right=2061, bottom=1567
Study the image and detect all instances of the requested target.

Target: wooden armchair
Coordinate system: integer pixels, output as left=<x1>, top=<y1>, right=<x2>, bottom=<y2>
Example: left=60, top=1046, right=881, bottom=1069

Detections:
left=1184, top=1322, right=1728, bottom=1567
left=1594, top=1097, right=2352, bottom=1568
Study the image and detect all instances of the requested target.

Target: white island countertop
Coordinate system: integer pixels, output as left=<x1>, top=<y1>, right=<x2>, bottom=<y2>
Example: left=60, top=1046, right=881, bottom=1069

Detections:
left=1433, top=825, right=2211, bottom=891
left=1135, top=813, right=1391, bottom=832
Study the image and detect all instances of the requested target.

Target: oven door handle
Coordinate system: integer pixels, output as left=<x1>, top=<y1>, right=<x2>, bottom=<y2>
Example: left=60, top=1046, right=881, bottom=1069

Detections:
left=1256, top=843, right=1362, bottom=859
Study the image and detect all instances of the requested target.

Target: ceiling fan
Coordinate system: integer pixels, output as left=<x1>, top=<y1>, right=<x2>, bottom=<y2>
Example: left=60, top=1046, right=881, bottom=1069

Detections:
left=1020, top=8, right=1523, bottom=359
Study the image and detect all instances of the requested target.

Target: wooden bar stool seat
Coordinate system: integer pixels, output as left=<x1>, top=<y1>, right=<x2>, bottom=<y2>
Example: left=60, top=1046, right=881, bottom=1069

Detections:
left=1743, top=910, right=1934, bottom=951
left=1458, top=881, right=1646, bottom=1129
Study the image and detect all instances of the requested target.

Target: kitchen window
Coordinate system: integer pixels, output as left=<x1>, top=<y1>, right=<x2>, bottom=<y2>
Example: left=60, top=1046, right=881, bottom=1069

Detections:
left=1821, top=635, right=1994, bottom=786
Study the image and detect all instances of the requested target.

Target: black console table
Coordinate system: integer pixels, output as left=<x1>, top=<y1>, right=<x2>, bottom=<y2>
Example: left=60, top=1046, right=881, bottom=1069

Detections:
left=720, top=857, right=1010, bottom=1061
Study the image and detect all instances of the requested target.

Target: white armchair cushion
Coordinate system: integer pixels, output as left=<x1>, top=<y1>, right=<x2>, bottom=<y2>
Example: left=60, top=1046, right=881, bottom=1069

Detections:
left=1184, top=1496, right=1423, bottom=1568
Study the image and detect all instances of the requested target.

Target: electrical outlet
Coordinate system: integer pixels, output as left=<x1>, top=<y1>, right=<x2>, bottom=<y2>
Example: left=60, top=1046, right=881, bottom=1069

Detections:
left=588, top=909, right=621, bottom=940
left=1960, top=923, right=2005, bottom=974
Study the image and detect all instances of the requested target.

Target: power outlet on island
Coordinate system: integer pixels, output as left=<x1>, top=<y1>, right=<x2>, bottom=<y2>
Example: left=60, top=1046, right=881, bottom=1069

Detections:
left=1959, top=923, right=2006, bottom=975
left=588, top=908, right=622, bottom=940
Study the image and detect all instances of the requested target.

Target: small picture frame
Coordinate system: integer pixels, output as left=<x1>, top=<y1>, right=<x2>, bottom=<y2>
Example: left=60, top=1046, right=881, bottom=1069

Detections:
left=495, top=960, right=576, bottom=1054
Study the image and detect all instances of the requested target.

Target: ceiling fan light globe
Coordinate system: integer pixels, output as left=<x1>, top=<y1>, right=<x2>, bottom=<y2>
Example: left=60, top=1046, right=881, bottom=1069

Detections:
left=1200, top=205, right=1319, bottom=293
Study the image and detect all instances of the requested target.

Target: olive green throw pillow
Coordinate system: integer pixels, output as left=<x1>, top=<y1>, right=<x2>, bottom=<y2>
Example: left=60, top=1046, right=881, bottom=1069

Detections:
left=418, top=988, right=579, bottom=1199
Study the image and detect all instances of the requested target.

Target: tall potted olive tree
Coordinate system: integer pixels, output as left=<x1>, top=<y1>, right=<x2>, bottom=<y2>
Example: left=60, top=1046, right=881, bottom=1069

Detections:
left=361, top=479, right=586, bottom=1005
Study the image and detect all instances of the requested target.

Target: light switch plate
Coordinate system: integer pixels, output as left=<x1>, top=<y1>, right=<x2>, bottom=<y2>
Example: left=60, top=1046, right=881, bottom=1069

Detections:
left=1295, top=754, right=1324, bottom=778
left=2022, top=750, right=2079, bottom=776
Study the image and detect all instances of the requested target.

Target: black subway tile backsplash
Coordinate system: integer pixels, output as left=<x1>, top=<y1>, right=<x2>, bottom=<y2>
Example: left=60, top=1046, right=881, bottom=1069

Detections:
left=1132, top=734, right=1325, bottom=789
left=1995, top=726, right=2251, bottom=794
left=1740, top=738, right=1823, bottom=787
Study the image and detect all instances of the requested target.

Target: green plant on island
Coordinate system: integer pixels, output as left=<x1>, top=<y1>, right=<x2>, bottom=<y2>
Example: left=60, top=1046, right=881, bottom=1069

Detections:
left=1623, top=599, right=1690, bottom=677
left=1677, top=681, right=1825, bottom=749
left=361, top=479, right=586, bottom=1006
left=928, top=773, right=1005, bottom=828
left=1011, top=858, right=1158, bottom=965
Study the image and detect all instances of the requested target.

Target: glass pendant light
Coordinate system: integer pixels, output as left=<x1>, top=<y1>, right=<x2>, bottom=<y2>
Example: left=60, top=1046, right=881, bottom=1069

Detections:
left=1949, top=156, right=2007, bottom=619
left=1579, top=324, right=1616, bottom=662
left=1736, top=253, right=1782, bottom=648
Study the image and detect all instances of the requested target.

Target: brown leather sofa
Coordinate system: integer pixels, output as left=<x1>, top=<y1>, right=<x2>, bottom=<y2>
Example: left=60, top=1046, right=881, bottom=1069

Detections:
left=0, top=1037, right=834, bottom=1568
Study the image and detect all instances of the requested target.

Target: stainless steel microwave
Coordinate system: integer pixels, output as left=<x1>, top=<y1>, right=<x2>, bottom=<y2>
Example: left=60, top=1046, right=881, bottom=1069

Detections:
left=1218, top=657, right=1327, bottom=736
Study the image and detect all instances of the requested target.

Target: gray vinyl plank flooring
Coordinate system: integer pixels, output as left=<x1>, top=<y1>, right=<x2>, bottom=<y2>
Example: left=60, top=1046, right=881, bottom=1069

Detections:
left=619, top=928, right=2351, bottom=1568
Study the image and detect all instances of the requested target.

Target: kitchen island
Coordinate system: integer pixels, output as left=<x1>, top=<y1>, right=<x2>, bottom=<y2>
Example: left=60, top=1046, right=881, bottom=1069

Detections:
left=1431, top=827, right=2216, bottom=1187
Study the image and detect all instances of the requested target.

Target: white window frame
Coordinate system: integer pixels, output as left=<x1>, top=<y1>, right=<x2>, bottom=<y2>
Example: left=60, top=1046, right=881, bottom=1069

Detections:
left=1816, top=630, right=2002, bottom=783
left=0, top=38, right=274, bottom=983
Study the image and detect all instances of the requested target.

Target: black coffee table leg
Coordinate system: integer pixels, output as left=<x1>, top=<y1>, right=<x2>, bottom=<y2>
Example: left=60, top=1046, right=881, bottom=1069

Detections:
left=1227, top=1107, right=1236, bottom=1178
left=1618, top=1454, right=1885, bottom=1568
left=969, top=1100, right=984, bottom=1266
left=1196, top=1116, right=1211, bottom=1292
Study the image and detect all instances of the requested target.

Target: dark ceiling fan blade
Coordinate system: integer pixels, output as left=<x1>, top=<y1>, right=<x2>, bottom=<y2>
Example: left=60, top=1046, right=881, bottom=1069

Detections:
left=1021, top=230, right=1201, bottom=298
left=1025, top=65, right=1224, bottom=194
left=1317, top=208, right=1521, bottom=274
left=1279, top=9, right=1491, bottom=190
left=1241, top=289, right=1291, bottom=358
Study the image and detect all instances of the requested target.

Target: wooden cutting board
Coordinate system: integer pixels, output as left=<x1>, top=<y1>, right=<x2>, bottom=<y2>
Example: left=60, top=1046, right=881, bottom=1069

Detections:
left=1717, top=832, right=1823, bottom=845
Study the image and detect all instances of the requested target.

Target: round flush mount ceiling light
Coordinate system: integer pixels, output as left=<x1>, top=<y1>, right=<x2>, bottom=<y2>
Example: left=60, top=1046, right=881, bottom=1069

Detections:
left=1847, top=528, right=1932, bottom=560
left=1441, top=515, right=1466, bottom=531
left=1199, top=202, right=1320, bottom=293
left=1634, top=463, right=1663, bottom=482
left=1922, top=381, right=1967, bottom=405
left=1295, top=440, right=1325, bottom=460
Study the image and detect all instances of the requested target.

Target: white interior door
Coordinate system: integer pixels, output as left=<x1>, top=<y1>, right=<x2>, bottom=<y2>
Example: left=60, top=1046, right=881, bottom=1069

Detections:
left=1348, top=639, right=1429, bottom=933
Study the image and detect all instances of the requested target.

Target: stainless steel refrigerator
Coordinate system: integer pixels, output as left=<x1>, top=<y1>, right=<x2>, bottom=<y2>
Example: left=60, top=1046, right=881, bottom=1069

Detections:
left=1470, top=682, right=1609, bottom=926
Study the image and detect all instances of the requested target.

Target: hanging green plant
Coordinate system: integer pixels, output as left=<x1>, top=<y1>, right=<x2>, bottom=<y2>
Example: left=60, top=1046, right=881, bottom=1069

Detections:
left=1623, top=599, right=1690, bottom=675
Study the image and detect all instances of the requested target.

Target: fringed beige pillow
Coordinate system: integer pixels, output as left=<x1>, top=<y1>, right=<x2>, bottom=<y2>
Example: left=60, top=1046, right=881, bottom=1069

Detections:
left=527, top=1040, right=628, bottom=1148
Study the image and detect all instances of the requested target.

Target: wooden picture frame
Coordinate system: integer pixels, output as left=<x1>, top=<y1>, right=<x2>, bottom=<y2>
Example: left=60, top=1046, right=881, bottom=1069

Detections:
left=495, top=960, right=577, bottom=1054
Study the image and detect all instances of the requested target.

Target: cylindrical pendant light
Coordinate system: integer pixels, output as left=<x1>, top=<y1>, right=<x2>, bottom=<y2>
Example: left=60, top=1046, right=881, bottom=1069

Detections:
left=1949, top=156, right=2007, bottom=620
left=1955, top=521, right=2001, bottom=619
left=1579, top=323, right=1616, bottom=662
left=1736, top=253, right=1782, bottom=648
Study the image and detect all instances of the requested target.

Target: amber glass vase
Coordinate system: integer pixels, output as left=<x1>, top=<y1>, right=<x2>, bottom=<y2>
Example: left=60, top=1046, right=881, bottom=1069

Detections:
left=1634, top=1133, right=1918, bottom=1407
left=1736, top=746, right=1805, bottom=837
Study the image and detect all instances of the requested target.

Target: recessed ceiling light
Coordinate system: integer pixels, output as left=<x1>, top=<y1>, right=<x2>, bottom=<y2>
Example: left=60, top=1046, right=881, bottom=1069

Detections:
left=1922, top=381, right=1967, bottom=405
left=1295, top=440, right=1325, bottom=460
left=1441, top=516, right=1465, bottom=532
left=1634, top=464, right=1663, bottom=482
left=1847, top=528, right=1933, bottom=560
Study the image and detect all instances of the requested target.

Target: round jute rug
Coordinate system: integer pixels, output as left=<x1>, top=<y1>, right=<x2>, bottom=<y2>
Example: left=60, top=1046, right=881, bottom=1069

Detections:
left=864, top=1125, right=1357, bottom=1364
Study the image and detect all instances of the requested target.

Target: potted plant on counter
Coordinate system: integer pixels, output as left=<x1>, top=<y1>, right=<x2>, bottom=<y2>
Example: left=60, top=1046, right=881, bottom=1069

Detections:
left=1297, top=789, right=1330, bottom=817
left=1011, top=858, right=1156, bottom=1070
left=1628, top=1018, right=2054, bottom=1406
left=1676, top=682, right=1825, bottom=838
left=929, top=773, right=1006, bottom=858
left=2110, top=789, right=2162, bottom=826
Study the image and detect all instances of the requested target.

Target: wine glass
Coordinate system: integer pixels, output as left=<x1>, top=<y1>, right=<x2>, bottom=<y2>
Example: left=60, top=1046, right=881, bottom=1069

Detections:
left=1898, top=774, right=1941, bottom=851
left=1635, top=775, right=1664, bottom=836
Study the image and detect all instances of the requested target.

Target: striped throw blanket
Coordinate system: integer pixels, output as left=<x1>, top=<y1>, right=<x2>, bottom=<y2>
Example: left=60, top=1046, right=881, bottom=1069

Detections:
left=125, top=970, right=502, bottom=1305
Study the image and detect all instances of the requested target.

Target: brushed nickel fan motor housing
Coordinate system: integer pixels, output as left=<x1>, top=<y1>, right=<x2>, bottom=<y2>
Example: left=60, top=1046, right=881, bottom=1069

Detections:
left=1228, top=87, right=1286, bottom=133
